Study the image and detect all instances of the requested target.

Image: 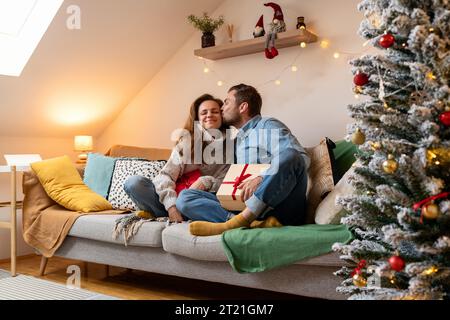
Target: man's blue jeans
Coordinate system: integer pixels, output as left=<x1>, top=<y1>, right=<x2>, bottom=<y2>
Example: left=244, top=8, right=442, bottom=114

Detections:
left=176, top=149, right=308, bottom=226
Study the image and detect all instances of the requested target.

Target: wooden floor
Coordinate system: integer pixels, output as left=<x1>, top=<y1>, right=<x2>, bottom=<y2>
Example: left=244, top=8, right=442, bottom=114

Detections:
left=0, top=255, right=312, bottom=300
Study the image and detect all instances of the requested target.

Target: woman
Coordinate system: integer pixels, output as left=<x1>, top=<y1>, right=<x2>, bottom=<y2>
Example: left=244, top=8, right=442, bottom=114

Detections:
left=123, top=94, right=231, bottom=223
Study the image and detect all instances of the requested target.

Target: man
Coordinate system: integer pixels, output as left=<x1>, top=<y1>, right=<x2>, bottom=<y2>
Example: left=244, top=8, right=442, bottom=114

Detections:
left=177, top=84, right=310, bottom=236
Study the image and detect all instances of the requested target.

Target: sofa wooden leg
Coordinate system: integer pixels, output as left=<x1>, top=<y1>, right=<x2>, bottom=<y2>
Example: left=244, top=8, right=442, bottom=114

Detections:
left=105, top=265, right=110, bottom=277
left=39, top=256, right=48, bottom=276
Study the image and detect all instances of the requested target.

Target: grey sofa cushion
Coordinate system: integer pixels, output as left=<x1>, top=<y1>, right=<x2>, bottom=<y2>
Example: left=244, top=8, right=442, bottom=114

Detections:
left=69, top=215, right=166, bottom=248
left=162, top=222, right=228, bottom=262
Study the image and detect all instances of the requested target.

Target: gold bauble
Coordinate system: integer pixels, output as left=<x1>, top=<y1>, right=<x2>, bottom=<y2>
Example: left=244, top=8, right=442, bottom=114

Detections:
left=422, top=203, right=440, bottom=220
left=427, top=148, right=450, bottom=167
left=352, top=274, right=367, bottom=287
left=383, top=155, right=398, bottom=174
left=352, top=128, right=366, bottom=145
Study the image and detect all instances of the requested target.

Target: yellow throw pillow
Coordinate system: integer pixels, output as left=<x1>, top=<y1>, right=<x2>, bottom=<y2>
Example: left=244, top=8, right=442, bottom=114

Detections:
left=31, top=155, right=112, bottom=213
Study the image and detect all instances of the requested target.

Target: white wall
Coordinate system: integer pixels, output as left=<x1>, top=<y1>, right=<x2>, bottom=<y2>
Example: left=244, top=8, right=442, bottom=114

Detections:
left=97, top=0, right=363, bottom=152
left=0, top=136, right=77, bottom=259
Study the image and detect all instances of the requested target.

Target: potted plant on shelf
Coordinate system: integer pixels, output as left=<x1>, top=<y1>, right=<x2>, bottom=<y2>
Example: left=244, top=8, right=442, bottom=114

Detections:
left=187, top=12, right=225, bottom=48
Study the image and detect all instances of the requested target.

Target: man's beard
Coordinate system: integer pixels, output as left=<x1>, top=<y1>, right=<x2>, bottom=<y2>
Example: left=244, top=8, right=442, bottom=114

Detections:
left=222, top=113, right=241, bottom=127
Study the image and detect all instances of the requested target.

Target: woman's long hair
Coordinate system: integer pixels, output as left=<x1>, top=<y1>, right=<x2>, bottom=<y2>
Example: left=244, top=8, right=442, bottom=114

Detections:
left=177, top=94, right=226, bottom=163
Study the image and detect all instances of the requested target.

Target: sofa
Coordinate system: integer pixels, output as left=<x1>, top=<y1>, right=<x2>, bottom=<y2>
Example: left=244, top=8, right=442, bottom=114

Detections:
left=22, top=143, right=354, bottom=300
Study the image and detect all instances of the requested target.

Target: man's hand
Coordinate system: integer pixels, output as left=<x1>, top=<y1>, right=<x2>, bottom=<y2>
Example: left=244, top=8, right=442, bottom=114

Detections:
left=238, top=176, right=263, bottom=202
left=189, top=178, right=206, bottom=191
left=168, top=206, right=183, bottom=223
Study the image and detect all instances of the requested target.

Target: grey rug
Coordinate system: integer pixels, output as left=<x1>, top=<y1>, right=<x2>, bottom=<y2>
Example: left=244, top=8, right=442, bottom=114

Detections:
left=0, top=269, right=120, bottom=300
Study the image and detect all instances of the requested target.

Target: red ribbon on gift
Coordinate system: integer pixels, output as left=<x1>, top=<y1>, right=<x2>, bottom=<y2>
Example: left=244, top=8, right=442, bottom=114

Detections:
left=412, top=191, right=449, bottom=224
left=222, top=164, right=252, bottom=200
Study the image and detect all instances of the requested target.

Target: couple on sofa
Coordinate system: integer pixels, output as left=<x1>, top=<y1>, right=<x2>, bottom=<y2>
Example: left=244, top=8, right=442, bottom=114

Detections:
left=124, top=83, right=310, bottom=236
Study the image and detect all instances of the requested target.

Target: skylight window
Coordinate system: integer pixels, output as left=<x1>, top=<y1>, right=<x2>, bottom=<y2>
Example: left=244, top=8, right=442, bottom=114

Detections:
left=0, top=0, right=64, bottom=77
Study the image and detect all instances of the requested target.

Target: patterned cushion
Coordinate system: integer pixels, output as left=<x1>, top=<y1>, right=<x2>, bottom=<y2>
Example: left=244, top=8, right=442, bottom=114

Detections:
left=108, top=159, right=166, bottom=210
left=304, top=138, right=335, bottom=224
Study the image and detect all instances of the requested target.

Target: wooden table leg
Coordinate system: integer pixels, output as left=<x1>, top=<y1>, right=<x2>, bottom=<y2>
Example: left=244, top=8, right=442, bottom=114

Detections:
left=10, top=166, right=17, bottom=277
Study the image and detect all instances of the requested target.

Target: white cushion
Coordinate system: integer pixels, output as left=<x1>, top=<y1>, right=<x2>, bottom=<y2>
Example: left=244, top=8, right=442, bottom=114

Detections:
left=314, top=167, right=354, bottom=225
left=69, top=214, right=166, bottom=248
left=162, top=222, right=228, bottom=262
left=107, top=159, right=166, bottom=210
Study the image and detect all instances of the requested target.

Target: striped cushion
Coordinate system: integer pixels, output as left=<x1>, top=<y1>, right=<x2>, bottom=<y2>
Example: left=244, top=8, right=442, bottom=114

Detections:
left=305, top=139, right=335, bottom=224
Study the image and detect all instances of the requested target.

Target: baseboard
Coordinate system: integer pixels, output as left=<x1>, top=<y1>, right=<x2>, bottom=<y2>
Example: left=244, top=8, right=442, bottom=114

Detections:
left=0, top=254, right=37, bottom=264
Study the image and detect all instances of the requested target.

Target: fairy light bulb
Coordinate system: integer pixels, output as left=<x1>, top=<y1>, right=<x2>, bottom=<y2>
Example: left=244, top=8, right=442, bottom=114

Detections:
left=275, top=79, right=281, bottom=86
left=333, top=52, right=340, bottom=59
left=300, top=42, right=306, bottom=48
left=217, top=81, right=224, bottom=87
left=203, top=67, right=210, bottom=73
left=291, top=65, right=298, bottom=72
left=320, top=40, right=329, bottom=49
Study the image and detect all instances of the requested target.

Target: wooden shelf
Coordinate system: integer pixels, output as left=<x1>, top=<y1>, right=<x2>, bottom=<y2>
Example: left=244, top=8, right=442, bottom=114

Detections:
left=194, top=29, right=318, bottom=61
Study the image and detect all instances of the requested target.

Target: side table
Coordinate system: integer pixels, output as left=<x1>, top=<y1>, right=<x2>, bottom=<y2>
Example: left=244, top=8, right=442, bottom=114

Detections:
left=0, top=165, right=29, bottom=276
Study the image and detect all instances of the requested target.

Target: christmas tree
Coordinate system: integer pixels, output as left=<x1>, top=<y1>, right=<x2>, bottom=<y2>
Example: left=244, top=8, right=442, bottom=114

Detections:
left=333, top=0, right=450, bottom=300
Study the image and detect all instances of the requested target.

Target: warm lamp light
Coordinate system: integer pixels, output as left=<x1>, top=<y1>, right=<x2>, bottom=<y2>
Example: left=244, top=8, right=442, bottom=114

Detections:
left=74, top=135, right=93, bottom=164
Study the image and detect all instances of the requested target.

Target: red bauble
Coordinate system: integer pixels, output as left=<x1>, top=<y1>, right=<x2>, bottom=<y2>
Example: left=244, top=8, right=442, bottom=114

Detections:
left=389, top=256, right=405, bottom=271
left=379, top=33, right=395, bottom=48
left=439, top=111, right=450, bottom=127
left=354, top=73, right=369, bottom=86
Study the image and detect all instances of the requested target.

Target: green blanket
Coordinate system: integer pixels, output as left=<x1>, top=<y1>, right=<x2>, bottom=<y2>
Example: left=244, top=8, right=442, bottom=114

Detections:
left=221, top=224, right=353, bottom=273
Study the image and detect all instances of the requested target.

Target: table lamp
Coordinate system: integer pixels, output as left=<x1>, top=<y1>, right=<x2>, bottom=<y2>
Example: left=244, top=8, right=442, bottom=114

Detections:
left=74, top=135, right=93, bottom=164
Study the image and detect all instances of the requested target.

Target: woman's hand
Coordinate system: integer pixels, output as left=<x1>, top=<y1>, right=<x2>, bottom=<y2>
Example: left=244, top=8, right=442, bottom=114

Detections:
left=189, top=178, right=207, bottom=191
left=168, top=206, right=183, bottom=223
left=238, top=176, right=263, bottom=202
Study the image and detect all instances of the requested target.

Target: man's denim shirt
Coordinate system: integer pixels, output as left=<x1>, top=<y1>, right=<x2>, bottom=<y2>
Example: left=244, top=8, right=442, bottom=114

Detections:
left=234, top=115, right=310, bottom=170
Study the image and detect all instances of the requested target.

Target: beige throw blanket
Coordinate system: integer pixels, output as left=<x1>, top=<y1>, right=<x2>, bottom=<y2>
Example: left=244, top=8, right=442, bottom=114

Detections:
left=22, top=169, right=126, bottom=258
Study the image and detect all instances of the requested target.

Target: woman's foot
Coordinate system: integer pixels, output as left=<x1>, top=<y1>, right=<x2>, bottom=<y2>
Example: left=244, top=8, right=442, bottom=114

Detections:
left=190, top=214, right=250, bottom=236
left=250, top=216, right=283, bottom=228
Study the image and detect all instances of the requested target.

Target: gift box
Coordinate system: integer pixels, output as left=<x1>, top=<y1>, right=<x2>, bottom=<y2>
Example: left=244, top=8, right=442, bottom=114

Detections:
left=217, top=164, right=270, bottom=211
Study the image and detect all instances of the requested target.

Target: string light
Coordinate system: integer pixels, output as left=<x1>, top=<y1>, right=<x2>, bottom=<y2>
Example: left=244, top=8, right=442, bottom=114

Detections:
left=275, top=79, right=281, bottom=86
left=421, top=266, right=438, bottom=276
left=354, top=94, right=360, bottom=99
left=291, top=65, right=298, bottom=72
left=217, top=80, right=224, bottom=87
left=203, top=67, right=210, bottom=73
left=333, top=52, right=340, bottom=59
left=300, top=42, right=306, bottom=48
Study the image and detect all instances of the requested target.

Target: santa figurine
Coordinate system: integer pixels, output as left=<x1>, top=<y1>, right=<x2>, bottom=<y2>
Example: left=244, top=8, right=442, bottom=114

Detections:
left=264, top=2, right=286, bottom=59
left=253, top=15, right=265, bottom=38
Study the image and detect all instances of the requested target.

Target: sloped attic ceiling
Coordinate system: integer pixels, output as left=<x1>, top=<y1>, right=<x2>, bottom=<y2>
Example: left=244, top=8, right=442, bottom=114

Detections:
left=0, top=0, right=224, bottom=138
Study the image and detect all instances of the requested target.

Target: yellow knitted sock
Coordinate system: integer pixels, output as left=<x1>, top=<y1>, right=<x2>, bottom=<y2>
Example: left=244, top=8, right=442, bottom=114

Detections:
left=135, top=210, right=155, bottom=220
left=190, top=214, right=250, bottom=236
left=250, top=216, right=283, bottom=229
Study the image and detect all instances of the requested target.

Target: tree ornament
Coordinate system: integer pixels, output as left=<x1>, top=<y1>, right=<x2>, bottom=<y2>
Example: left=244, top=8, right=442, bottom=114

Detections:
left=439, top=111, right=450, bottom=127
left=421, top=203, right=440, bottom=220
left=427, top=148, right=450, bottom=167
left=253, top=15, right=265, bottom=38
left=354, top=72, right=369, bottom=86
left=383, top=154, right=398, bottom=174
left=379, top=33, right=395, bottom=48
left=389, top=255, right=405, bottom=272
left=352, top=128, right=366, bottom=145
left=352, top=274, right=367, bottom=287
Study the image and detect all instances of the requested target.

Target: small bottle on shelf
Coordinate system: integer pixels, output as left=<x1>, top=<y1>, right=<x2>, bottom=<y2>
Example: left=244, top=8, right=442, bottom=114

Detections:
left=296, top=17, right=306, bottom=30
